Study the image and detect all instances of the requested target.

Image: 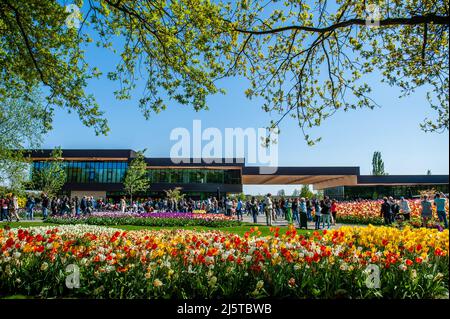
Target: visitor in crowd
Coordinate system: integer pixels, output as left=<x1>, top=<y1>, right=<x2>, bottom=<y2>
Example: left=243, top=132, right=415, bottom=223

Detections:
left=249, top=197, right=258, bottom=223
left=236, top=198, right=243, bottom=221
left=264, top=193, right=273, bottom=226
left=306, top=199, right=313, bottom=222
left=434, top=193, right=448, bottom=229
left=292, top=198, right=299, bottom=225
left=50, top=197, right=58, bottom=216
left=73, top=196, right=80, bottom=216
left=380, top=197, right=392, bottom=225
left=314, top=199, right=321, bottom=230
left=225, top=197, right=233, bottom=217
left=120, top=197, right=126, bottom=213
left=86, top=196, right=94, bottom=214
left=420, top=195, right=432, bottom=227
left=389, top=197, right=399, bottom=223
left=274, top=197, right=286, bottom=220
left=299, top=197, right=308, bottom=229
left=331, top=199, right=337, bottom=225
left=0, top=195, right=10, bottom=221
left=26, top=196, right=35, bottom=220
left=399, top=197, right=411, bottom=221
left=41, top=193, right=49, bottom=220
left=10, top=194, right=20, bottom=222
left=320, top=197, right=331, bottom=229
left=285, top=198, right=293, bottom=225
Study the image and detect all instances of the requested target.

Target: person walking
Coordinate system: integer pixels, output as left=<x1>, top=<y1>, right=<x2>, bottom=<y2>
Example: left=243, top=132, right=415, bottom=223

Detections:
left=26, top=196, right=35, bottom=220
left=225, top=198, right=233, bottom=217
left=51, top=197, right=58, bottom=216
left=320, top=198, right=331, bottom=229
left=285, top=198, right=293, bottom=225
left=120, top=197, right=126, bottom=213
left=41, top=193, right=49, bottom=220
left=0, top=196, right=10, bottom=221
left=264, top=193, right=273, bottom=226
left=236, top=199, right=243, bottom=221
left=389, top=197, right=399, bottom=223
left=399, top=197, right=411, bottom=221
left=80, top=196, right=87, bottom=215
left=306, top=199, right=313, bottom=222
left=434, top=193, right=448, bottom=229
left=299, top=197, right=308, bottom=229
left=292, top=198, right=299, bottom=225
left=331, top=199, right=338, bottom=225
left=250, top=197, right=258, bottom=223
left=421, top=195, right=433, bottom=227
left=279, top=200, right=284, bottom=219
left=73, top=196, right=80, bottom=216
left=87, top=196, right=94, bottom=215
left=10, top=194, right=20, bottom=222
left=313, top=199, right=321, bottom=230
left=380, top=197, right=392, bottom=225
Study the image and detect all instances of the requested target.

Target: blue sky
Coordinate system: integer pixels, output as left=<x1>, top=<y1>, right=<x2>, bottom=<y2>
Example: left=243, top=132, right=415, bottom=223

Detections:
left=42, top=3, right=449, bottom=195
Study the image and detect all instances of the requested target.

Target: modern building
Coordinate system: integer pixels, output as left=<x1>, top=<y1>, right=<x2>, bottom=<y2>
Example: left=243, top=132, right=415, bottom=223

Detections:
left=27, top=149, right=449, bottom=200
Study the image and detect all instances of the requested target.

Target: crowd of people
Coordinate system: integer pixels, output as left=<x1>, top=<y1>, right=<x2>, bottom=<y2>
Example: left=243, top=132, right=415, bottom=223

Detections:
left=1, top=192, right=338, bottom=229
left=1, top=192, right=447, bottom=229
left=257, top=194, right=338, bottom=229
left=0, top=193, right=103, bottom=222
left=380, top=192, right=449, bottom=229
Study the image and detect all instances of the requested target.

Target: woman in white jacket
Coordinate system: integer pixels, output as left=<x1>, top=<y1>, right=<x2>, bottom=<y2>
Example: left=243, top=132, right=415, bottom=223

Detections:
left=10, top=194, right=20, bottom=222
left=399, top=197, right=411, bottom=221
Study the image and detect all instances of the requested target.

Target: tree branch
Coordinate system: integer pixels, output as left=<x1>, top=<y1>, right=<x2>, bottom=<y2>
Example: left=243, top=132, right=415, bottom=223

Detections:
left=234, top=14, right=449, bottom=35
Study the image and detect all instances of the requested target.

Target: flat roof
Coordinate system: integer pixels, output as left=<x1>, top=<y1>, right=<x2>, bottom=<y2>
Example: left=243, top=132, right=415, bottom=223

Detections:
left=24, top=149, right=136, bottom=160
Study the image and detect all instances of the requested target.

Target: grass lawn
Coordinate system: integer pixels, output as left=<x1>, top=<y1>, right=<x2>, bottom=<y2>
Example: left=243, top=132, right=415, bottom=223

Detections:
left=3, top=221, right=313, bottom=237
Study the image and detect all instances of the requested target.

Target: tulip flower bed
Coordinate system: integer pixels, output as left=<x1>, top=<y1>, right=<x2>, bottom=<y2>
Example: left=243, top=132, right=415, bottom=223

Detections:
left=335, top=199, right=449, bottom=225
left=0, top=225, right=448, bottom=299
left=44, top=212, right=240, bottom=228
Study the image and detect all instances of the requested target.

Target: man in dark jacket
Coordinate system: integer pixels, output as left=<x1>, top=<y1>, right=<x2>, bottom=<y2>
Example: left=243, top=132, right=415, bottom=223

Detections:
left=380, top=197, right=392, bottom=225
left=80, top=196, right=87, bottom=215
left=389, top=197, right=400, bottom=223
left=41, top=194, right=49, bottom=220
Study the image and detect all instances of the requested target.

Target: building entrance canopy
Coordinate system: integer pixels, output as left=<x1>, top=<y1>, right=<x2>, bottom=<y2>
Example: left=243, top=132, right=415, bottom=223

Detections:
left=242, top=166, right=359, bottom=190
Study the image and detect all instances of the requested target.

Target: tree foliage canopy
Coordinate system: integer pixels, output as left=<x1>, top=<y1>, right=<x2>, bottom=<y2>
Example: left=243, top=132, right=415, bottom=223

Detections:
left=0, top=0, right=448, bottom=145
left=0, top=90, right=48, bottom=192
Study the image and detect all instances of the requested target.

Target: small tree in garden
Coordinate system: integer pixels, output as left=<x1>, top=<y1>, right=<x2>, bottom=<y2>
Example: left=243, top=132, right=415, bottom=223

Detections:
left=277, top=189, right=285, bottom=197
left=316, top=190, right=324, bottom=200
left=292, top=189, right=300, bottom=196
left=300, top=185, right=314, bottom=199
left=237, top=192, right=246, bottom=201
left=419, top=188, right=437, bottom=198
left=164, top=187, right=185, bottom=202
left=123, top=151, right=149, bottom=203
left=32, top=147, right=66, bottom=196
left=371, top=151, right=388, bottom=176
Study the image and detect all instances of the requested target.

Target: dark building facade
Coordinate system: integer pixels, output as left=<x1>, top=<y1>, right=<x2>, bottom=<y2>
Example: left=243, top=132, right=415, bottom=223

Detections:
left=324, top=175, right=449, bottom=199
left=27, top=149, right=449, bottom=200
left=28, top=150, right=244, bottom=200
